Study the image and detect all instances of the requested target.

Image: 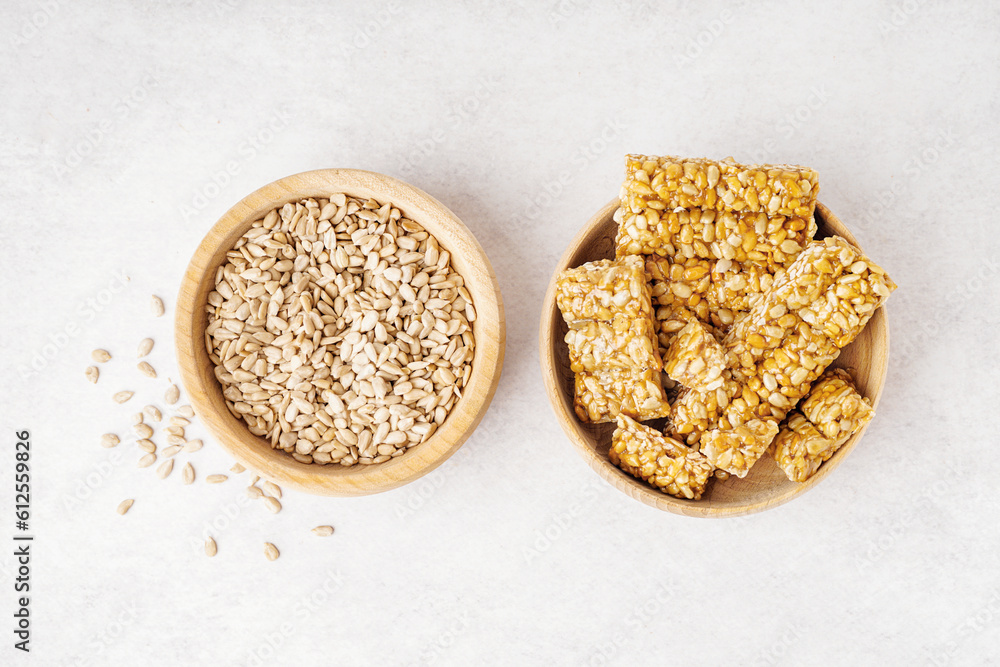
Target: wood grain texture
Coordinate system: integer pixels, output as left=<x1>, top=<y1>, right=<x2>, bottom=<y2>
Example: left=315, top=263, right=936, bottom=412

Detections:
left=175, top=169, right=505, bottom=496
left=539, top=200, right=890, bottom=517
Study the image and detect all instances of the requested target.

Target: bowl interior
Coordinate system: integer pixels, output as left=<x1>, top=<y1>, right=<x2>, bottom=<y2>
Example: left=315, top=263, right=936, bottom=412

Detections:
left=540, top=200, right=889, bottom=517
left=176, top=169, right=504, bottom=496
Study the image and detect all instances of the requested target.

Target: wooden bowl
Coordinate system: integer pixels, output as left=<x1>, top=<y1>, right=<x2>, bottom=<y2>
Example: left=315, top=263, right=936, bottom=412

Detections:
left=175, top=169, right=505, bottom=496
left=540, top=200, right=889, bottom=517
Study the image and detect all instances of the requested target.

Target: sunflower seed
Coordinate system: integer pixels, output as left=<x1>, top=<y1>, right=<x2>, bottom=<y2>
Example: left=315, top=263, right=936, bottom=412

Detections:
left=164, top=384, right=180, bottom=405
left=182, top=439, right=203, bottom=453
left=167, top=435, right=185, bottom=446
left=262, top=481, right=281, bottom=499
left=165, top=426, right=184, bottom=437
left=183, top=462, right=195, bottom=484
left=162, top=444, right=182, bottom=457
left=230, top=462, right=246, bottom=474
left=137, top=361, right=157, bottom=378
left=262, top=496, right=281, bottom=514
left=206, top=474, right=228, bottom=484
left=137, top=338, right=154, bottom=358
left=205, top=537, right=217, bottom=557
left=144, top=405, right=162, bottom=422
left=117, top=499, right=134, bottom=515
left=156, top=459, right=173, bottom=479
left=133, top=423, right=153, bottom=439
left=245, top=485, right=263, bottom=499
left=85, top=366, right=100, bottom=383
left=177, top=405, right=195, bottom=418
left=311, top=525, right=335, bottom=537
left=101, top=433, right=120, bottom=448
left=151, top=295, right=165, bottom=317
left=137, top=439, right=156, bottom=454
left=137, top=453, right=157, bottom=468
left=131, top=412, right=144, bottom=426
left=113, top=391, right=134, bottom=404
left=170, top=417, right=190, bottom=427
left=263, top=542, right=279, bottom=561
left=92, top=349, right=112, bottom=363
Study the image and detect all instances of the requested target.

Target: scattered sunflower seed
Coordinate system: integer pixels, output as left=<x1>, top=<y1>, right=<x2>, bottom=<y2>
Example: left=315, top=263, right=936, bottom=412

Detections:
left=245, top=485, right=263, bottom=499
left=137, top=453, right=157, bottom=468
left=230, top=462, right=246, bottom=474
left=156, top=459, right=174, bottom=479
left=137, top=338, right=154, bottom=358
left=161, top=445, right=182, bottom=458
left=165, top=425, right=185, bottom=437
left=206, top=474, right=228, bottom=484
left=151, top=295, right=165, bottom=317
left=248, top=474, right=260, bottom=486
left=144, top=405, right=162, bottom=422
left=205, top=537, right=217, bottom=557
left=137, top=439, right=156, bottom=454
left=92, top=349, right=112, bottom=363
left=117, top=499, right=134, bottom=515
left=262, top=481, right=282, bottom=499
left=170, top=417, right=190, bottom=427
left=137, top=361, right=157, bottom=378
left=164, top=384, right=180, bottom=405
left=183, top=462, right=195, bottom=485
left=131, top=412, right=145, bottom=426
left=100, top=433, right=120, bottom=448
left=182, top=439, right=203, bottom=453
left=113, top=391, right=134, bottom=404
left=167, top=435, right=185, bottom=446
left=263, top=543, right=279, bottom=561
left=133, top=423, right=153, bottom=439
left=85, top=366, right=100, bottom=383
left=262, top=496, right=282, bottom=514
left=177, top=405, right=195, bottom=418
left=311, top=525, right=335, bottom=537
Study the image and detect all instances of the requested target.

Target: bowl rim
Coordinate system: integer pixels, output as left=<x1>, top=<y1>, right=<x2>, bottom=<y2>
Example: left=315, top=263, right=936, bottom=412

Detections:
left=175, top=168, right=505, bottom=496
left=539, top=198, right=890, bottom=517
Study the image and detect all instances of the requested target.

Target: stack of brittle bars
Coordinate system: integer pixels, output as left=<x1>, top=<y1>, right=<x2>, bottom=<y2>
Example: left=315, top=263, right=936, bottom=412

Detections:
left=555, top=155, right=896, bottom=500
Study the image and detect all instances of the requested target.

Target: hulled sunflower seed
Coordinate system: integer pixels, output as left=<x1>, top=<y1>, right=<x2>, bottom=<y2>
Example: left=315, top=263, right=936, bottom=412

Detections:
left=137, top=453, right=157, bottom=468
left=137, top=439, right=156, bottom=454
left=170, top=417, right=190, bottom=427
left=262, top=481, right=281, bottom=499
left=137, top=338, right=154, bottom=357
left=144, top=405, right=162, bottom=422
left=206, top=474, right=228, bottom=484
left=156, top=459, right=174, bottom=479
left=113, top=391, right=134, bottom=404
left=131, top=412, right=144, bottom=426
left=137, top=361, right=157, bottom=378
left=85, top=366, right=100, bottom=383
left=178, top=405, right=195, bottom=418
left=151, top=295, right=165, bottom=317
left=165, top=426, right=184, bottom=437
left=245, top=485, right=263, bottom=499
left=162, top=444, right=182, bottom=458
left=263, top=543, right=279, bottom=561
left=230, top=462, right=246, bottom=474
left=262, top=496, right=281, bottom=514
left=133, top=423, right=153, bottom=439
left=101, top=433, right=120, bottom=448
left=183, top=462, right=195, bottom=484
left=92, top=349, right=112, bottom=363
left=311, top=525, right=335, bottom=537
left=205, top=537, right=217, bottom=557
left=164, top=384, right=180, bottom=405
left=182, top=439, right=203, bottom=453
left=117, top=499, right=134, bottom=515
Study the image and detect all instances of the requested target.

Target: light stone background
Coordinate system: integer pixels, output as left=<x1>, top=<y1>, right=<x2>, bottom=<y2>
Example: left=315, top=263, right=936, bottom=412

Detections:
left=1, top=1, right=998, bottom=665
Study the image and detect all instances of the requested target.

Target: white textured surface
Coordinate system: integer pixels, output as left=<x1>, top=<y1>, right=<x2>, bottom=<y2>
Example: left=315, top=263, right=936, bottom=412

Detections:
left=2, top=2, right=999, bottom=665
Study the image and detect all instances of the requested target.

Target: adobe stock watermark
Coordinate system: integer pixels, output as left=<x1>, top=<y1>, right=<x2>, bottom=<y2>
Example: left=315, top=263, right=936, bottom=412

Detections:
left=673, top=7, right=737, bottom=68
left=519, top=115, right=627, bottom=227
left=521, top=478, right=604, bottom=564
left=587, top=581, right=676, bottom=666
left=16, top=270, right=130, bottom=381
left=748, top=623, right=803, bottom=667
left=742, top=86, right=831, bottom=166
left=398, top=75, right=501, bottom=178
left=878, top=0, right=928, bottom=38
left=57, top=600, right=141, bottom=667
left=179, top=106, right=293, bottom=222
left=404, top=612, right=472, bottom=666
left=54, top=68, right=163, bottom=179
left=336, top=1, right=402, bottom=62
left=924, top=588, right=1000, bottom=666
left=855, top=127, right=957, bottom=232
left=186, top=487, right=264, bottom=553
left=393, top=441, right=479, bottom=518
left=242, top=568, right=345, bottom=666
left=60, top=446, right=133, bottom=514
left=9, top=0, right=59, bottom=47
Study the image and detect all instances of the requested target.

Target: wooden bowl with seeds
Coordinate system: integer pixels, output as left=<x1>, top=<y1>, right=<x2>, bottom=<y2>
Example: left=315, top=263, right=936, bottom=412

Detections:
left=540, top=200, right=890, bottom=517
left=176, top=169, right=505, bottom=496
